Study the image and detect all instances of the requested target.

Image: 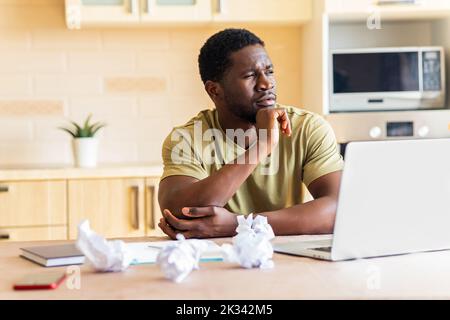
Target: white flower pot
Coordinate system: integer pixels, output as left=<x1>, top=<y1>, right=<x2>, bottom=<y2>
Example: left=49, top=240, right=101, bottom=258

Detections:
left=72, top=137, right=99, bottom=168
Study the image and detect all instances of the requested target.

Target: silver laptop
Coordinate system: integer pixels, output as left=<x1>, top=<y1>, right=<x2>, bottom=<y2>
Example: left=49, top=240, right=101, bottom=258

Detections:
left=274, top=138, right=450, bottom=261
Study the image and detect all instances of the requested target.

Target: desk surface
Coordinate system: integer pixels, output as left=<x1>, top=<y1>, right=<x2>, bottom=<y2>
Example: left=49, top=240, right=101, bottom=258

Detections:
left=1, top=235, right=450, bottom=300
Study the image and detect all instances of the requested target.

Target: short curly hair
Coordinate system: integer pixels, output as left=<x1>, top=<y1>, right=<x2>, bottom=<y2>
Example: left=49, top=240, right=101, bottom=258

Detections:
left=198, top=28, right=265, bottom=84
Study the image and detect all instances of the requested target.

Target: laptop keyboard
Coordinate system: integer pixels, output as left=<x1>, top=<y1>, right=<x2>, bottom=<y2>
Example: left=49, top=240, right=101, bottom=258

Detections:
left=314, top=247, right=332, bottom=252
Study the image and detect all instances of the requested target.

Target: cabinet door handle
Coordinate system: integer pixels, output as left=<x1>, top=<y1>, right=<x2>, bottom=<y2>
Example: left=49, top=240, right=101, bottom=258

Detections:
left=377, top=0, right=417, bottom=5
left=217, top=0, right=226, bottom=14
left=131, top=186, right=140, bottom=230
left=146, top=185, right=155, bottom=230
left=0, top=233, right=10, bottom=240
left=0, top=185, right=8, bottom=193
left=129, top=0, right=138, bottom=14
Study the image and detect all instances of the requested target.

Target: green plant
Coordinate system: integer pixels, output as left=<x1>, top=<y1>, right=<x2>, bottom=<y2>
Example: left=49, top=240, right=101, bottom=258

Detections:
left=59, top=114, right=106, bottom=138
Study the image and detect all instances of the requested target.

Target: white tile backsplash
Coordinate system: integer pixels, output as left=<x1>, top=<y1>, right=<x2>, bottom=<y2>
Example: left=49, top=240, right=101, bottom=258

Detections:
left=0, top=3, right=302, bottom=166
left=0, top=119, right=33, bottom=142
left=34, top=75, right=103, bottom=95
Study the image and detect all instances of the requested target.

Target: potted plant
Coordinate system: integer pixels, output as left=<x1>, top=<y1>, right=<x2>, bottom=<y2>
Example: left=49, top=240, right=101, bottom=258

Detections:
left=59, top=114, right=106, bottom=168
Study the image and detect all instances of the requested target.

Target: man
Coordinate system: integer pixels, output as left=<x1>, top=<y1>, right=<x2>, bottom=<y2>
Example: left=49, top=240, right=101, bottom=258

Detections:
left=158, top=28, right=344, bottom=239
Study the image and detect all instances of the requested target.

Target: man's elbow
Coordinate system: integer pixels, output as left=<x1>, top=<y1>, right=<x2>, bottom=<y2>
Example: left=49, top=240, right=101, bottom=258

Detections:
left=158, top=192, right=185, bottom=218
left=159, top=175, right=231, bottom=213
left=158, top=190, right=224, bottom=219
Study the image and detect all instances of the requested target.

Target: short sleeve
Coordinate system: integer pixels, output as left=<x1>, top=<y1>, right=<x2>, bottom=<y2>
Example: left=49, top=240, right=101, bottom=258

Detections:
left=301, top=115, right=344, bottom=187
left=160, top=128, right=208, bottom=182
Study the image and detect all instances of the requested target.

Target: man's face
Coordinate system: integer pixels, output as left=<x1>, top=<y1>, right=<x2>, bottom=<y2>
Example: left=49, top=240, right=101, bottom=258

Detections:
left=219, top=44, right=277, bottom=124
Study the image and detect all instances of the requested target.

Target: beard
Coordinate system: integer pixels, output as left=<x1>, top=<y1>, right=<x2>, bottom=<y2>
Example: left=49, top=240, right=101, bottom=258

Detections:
left=224, top=96, right=258, bottom=124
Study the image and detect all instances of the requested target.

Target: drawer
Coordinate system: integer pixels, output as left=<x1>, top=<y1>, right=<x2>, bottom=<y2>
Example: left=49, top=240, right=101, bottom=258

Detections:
left=0, top=180, right=66, bottom=227
left=0, top=226, right=67, bottom=242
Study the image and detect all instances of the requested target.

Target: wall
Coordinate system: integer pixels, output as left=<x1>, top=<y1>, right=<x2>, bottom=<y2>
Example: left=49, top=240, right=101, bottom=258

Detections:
left=299, top=0, right=326, bottom=115
left=432, top=17, right=450, bottom=108
left=329, top=21, right=435, bottom=49
left=0, top=0, right=304, bottom=166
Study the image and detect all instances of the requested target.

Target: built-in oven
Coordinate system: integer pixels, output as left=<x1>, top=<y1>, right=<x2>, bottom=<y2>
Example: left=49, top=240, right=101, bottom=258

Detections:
left=327, top=110, right=450, bottom=159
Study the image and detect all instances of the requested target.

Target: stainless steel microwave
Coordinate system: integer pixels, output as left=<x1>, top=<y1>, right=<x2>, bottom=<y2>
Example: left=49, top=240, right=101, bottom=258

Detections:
left=330, top=47, right=446, bottom=113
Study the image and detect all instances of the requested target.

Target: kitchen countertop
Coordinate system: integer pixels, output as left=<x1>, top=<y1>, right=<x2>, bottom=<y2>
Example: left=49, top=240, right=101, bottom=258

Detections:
left=0, top=164, right=164, bottom=181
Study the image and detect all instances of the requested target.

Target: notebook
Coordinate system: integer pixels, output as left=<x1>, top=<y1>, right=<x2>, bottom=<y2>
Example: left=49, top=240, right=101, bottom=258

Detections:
left=20, top=244, right=85, bottom=267
left=20, top=240, right=223, bottom=267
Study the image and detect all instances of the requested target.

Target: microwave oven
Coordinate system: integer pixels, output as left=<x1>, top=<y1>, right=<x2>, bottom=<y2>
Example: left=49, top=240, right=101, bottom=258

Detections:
left=330, top=47, right=446, bottom=113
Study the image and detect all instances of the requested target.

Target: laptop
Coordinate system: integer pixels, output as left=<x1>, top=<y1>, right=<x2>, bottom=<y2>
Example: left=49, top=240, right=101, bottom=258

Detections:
left=274, top=138, right=450, bottom=261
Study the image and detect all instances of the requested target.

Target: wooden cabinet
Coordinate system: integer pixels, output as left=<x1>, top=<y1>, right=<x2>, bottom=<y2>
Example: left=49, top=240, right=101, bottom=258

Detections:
left=325, top=0, right=450, bottom=19
left=68, top=177, right=162, bottom=239
left=66, top=0, right=140, bottom=28
left=0, top=167, right=163, bottom=242
left=65, top=0, right=312, bottom=28
left=145, top=177, right=163, bottom=236
left=0, top=180, right=67, bottom=241
left=212, top=0, right=312, bottom=24
left=0, top=226, right=67, bottom=242
left=140, top=0, right=211, bottom=23
left=0, top=180, right=66, bottom=227
left=66, top=0, right=210, bottom=26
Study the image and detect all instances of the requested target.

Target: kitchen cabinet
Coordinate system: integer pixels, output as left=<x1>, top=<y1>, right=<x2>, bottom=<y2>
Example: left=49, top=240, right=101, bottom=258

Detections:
left=66, top=0, right=140, bottom=28
left=0, top=180, right=67, bottom=241
left=66, top=0, right=210, bottom=27
left=0, top=166, right=164, bottom=242
left=68, top=177, right=162, bottom=239
left=0, top=180, right=66, bottom=228
left=145, top=177, right=162, bottom=236
left=212, top=0, right=312, bottom=24
left=140, top=0, right=211, bottom=23
left=0, top=226, right=67, bottom=242
left=325, top=0, right=450, bottom=20
left=65, top=0, right=312, bottom=28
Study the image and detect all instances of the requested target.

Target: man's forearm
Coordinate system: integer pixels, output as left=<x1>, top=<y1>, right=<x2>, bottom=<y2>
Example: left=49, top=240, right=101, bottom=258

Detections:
left=258, top=196, right=338, bottom=235
left=167, top=143, right=266, bottom=215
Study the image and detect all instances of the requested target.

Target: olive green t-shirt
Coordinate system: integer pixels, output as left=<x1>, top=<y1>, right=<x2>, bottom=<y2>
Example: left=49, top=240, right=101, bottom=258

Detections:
left=160, top=104, right=344, bottom=215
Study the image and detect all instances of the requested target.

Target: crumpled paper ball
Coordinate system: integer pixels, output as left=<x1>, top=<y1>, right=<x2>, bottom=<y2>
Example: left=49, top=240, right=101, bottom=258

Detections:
left=76, top=219, right=132, bottom=272
left=156, top=234, right=209, bottom=283
left=222, top=214, right=275, bottom=269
